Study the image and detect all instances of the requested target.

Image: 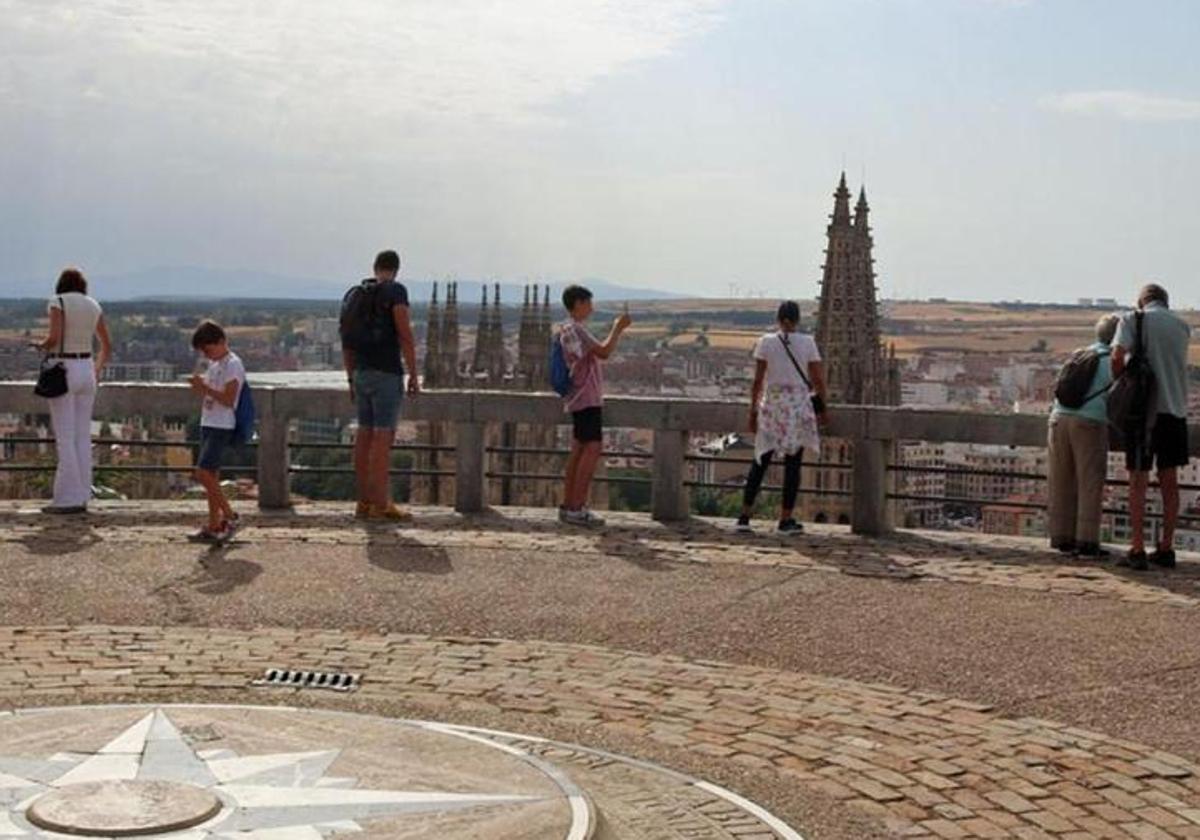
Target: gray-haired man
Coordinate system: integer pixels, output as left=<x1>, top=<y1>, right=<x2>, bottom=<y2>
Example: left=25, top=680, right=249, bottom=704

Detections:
left=1112, top=283, right=1192, bottom=570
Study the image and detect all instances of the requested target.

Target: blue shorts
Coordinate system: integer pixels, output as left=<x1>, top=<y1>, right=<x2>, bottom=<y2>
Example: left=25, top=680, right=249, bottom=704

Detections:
left=355, top=368, right=403, bottom=429
left=197, top=426, right=235, bottom=471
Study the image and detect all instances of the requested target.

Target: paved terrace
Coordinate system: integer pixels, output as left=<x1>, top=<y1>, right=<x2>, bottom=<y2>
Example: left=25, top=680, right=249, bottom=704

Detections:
left=4, top=385, right=1200, bottom=837
left=4, top=501, right=1200, bottom=839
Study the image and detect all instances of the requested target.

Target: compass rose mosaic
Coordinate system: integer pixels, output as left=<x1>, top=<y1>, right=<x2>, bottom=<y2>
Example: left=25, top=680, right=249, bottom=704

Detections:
left=0, top=705, right=803, bottom=839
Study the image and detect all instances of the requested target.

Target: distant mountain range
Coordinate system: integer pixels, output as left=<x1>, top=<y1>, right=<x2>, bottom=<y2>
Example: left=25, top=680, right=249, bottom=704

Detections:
left=1, top=266, right=686, bottom=303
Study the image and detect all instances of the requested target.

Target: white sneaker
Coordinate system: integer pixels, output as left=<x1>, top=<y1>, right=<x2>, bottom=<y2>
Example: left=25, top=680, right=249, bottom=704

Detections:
left=562, top=508, right=605, bottom=527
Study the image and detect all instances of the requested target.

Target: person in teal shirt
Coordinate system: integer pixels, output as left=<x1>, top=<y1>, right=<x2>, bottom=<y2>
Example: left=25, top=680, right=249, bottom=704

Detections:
left=1047, top=314, right=1119, bottom=558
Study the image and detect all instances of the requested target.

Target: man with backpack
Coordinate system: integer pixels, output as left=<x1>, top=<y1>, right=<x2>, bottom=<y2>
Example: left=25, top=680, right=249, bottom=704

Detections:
left=340, top=250, right=419, bottom=521
left=1111, top=283, right=1192, bottom=570
left=1047, top=314, right=1119, bottom=558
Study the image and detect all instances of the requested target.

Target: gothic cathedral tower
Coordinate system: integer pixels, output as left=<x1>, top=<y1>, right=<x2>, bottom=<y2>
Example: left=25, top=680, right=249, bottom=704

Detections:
left=802, top=173, right=900, bottom=524
left=815, top=173, right=899, bottom=406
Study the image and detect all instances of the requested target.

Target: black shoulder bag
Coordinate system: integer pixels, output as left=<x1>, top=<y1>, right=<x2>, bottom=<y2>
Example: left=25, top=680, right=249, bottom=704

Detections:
left=778, top=333, right=826, bottom=415
left=34, top=296, right=69, bottom=399
left=1107, top=309, right=1158, bottom=451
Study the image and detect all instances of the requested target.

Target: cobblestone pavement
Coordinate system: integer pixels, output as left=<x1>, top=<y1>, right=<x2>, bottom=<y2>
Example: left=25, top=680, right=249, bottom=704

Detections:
left=3, top=626, right=1200, bottom=838
left=4, top=502, right=1200, bottom=838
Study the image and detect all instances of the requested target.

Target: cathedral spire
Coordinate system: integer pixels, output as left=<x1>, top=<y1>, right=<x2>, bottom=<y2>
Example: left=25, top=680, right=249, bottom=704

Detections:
left=473, top=283, right=490, bottom=374
left=854, top=186, right=870, bottom=232
left=831, top=171, right=852, bottom=227
left=816, top=173, right=892, bottom=407
left=489, top=282, right=506, bottom=382
left=423, top=281, right=441, bottom=385
left=442, top=281, right=460, bottom=383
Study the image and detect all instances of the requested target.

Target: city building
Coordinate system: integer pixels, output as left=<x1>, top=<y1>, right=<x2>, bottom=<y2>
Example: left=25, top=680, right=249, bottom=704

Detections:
left=101, top=362, right=178, bottom=383
left=981, top=495, right=1047, bottom=537
left=895, top=442, right=946, bottom=528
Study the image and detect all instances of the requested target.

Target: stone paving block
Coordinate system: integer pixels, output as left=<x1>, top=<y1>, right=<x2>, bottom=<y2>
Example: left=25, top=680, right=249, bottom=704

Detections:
left=5, top=619, right=1200, bottom=837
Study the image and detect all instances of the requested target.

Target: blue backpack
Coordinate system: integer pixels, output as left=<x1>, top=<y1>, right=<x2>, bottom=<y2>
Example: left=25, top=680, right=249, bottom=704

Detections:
left=233, top=381, right=256, bottom=445
left=549, top=335, right=572, bottom=397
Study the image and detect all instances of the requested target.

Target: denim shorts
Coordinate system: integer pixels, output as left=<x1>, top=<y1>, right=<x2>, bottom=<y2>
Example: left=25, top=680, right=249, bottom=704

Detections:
left=355, top=368, right=404, bottom=429
left=197, top=426, right=235, bottom=471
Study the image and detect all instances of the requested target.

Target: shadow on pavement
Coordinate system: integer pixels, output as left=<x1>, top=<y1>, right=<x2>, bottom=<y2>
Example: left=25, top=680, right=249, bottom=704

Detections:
left=5, top=503, right=1198, bottom=602
left=364, top=527, right=453, bottom=576
left=16, top=516, right=102, bottom=556
left=592, top=532, right=673, bottom=572
left=190, top=549, right=263, bottom=596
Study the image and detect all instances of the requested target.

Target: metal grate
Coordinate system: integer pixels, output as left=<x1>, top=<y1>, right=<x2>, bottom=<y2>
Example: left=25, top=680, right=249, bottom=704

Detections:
left=253, top=668, right=360, bottom=692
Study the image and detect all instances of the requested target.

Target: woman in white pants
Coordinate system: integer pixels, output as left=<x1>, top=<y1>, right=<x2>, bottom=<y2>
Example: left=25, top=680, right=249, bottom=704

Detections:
left=36, top=268, right=112, bottom=514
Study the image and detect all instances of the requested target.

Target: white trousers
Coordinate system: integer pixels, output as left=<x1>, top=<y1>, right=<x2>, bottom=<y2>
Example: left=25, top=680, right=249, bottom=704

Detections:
left=47, top=359, right=97, bottom=507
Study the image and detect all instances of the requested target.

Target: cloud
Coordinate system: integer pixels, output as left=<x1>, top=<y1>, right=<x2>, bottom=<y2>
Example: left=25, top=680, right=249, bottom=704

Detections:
left=1040, top=89, right=1200, bottom=122
left=0, top=0, right=725, bottom=137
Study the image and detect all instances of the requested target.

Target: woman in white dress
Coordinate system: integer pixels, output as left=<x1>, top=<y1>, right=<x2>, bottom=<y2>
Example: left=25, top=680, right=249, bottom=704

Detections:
left=36, top=268, right=112, bottom=514
left=737, top=301, right=827, bottom=534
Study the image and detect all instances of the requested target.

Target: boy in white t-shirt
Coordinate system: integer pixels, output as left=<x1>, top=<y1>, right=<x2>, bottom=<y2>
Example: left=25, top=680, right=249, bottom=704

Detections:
left=188, top=320, right=245, bottom=542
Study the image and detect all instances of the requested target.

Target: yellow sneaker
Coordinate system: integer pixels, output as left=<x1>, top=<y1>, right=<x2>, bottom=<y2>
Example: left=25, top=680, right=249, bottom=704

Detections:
left=368, top=503, right=412, bottom=522
left=354, top=500, right=371, bottom=520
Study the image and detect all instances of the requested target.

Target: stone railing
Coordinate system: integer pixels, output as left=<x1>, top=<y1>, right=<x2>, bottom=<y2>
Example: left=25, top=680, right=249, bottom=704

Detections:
left=2, top=382, right=1197, bottom=535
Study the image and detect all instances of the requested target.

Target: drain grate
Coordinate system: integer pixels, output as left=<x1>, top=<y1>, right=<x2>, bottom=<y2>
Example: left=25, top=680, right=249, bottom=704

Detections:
left=253, top=668, right=360, bottom=692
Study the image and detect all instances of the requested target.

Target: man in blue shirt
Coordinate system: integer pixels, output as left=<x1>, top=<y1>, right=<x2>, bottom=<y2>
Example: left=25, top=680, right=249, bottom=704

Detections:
left=341, top=250, right=420, bottom=521
left=1112, top=283, right=1192, bottom=569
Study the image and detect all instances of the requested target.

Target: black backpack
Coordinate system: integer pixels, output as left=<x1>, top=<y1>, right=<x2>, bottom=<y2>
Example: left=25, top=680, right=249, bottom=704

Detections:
left=1107, top=310, right=1158, bottom=438
left=1053, top=346, right=1109, bottom=409
left=339, top=280, right=388, bottom=352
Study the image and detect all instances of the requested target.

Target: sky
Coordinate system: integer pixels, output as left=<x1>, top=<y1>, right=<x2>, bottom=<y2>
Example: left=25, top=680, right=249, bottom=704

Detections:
left=1, top=0, right=1198, bottom=304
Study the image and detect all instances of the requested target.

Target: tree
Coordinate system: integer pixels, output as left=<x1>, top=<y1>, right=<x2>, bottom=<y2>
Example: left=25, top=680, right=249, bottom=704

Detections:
left=607, top=468, right=651, bottom=512
left=290, top=446, right=414, bottom=502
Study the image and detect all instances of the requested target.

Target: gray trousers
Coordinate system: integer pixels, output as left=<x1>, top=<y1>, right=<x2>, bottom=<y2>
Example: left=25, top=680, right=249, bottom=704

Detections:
left=1047, top=415, right=1109, bottom=546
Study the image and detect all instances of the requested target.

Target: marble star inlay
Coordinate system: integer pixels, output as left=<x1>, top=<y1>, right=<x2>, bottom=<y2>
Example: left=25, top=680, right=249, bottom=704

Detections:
left=0, top=708, right=544, bottom=837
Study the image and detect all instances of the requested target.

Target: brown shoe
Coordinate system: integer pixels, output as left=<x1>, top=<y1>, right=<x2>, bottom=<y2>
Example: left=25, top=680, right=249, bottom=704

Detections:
left=354, top=500, right=371, bottom=520
left=367, top=503, right=412, bottom=522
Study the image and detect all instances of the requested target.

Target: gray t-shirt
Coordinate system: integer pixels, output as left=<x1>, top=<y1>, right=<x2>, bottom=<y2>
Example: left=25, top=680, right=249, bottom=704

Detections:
left=1114, top=302, right=1192, bottom=418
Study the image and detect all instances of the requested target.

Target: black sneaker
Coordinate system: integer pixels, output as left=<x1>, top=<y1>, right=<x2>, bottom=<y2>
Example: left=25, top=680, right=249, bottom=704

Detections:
left=1117, top=549, right=1149, bottom=571
left=41, top=505, right=87, bottom=515
left=1150, top=548, right=1177, bottom=569
left=1074, top=543, right=1109, bottom=559
left=735, top=515, right=752, bottom=533
left=777, top=518, right=804, bottom=536
left=1051, top=539, right=1076, bottom=554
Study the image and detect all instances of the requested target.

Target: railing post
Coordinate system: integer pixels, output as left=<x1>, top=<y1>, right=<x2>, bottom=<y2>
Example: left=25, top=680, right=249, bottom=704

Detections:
left=455, top=421, right=487, bottom=514
left=851, top=437, right=892, bottom=536
left=652, top=429, right=689, bottom=522
left=256, top=408, right=291, bottom=510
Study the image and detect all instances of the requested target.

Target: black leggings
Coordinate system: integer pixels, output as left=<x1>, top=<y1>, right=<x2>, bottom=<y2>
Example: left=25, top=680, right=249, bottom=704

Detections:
left=743, top=449, right=803, bottom=511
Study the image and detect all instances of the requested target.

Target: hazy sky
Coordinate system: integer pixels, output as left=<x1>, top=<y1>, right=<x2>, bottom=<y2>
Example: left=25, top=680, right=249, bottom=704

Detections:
left=1, top=0, right=1197, bottom=304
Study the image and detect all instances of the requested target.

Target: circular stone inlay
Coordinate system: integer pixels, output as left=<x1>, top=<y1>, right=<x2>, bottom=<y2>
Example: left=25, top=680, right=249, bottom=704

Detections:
left=27, top=780, right=222, bottom=837
left=1, top=705, right=803, bottom=839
